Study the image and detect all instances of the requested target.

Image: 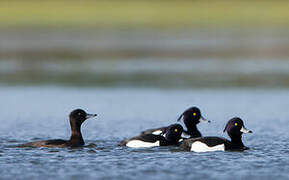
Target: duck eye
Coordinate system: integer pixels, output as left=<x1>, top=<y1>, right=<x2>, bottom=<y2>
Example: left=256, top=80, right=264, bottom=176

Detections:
left=78, top=113, right=81, bottom=116
left=234, top=123, right=238, bottom=126
left=174, top=129, right=178, bottom=132
left=193, top=113, right=197, bottom=116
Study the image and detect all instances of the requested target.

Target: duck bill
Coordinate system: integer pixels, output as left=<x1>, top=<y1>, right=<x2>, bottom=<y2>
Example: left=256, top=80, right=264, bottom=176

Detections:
left=199, top=116, right=211, bottom=123
left=86, top=113, right=97, bottom=119
left=240, top=126, right=252, bottom=133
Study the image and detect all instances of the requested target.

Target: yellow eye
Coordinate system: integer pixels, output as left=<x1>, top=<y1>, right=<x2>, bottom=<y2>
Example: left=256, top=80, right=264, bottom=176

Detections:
left=174, top=129, right=178, bottom=132
left=193, top=113, right=197, bottom=116
left=234, top=123, right=238, bottom=126
left=78, top=113, right=81, bottom=116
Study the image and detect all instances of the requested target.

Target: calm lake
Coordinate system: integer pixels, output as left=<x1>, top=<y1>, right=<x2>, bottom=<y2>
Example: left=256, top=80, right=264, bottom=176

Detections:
left=0, top=86, right=289, bottom=179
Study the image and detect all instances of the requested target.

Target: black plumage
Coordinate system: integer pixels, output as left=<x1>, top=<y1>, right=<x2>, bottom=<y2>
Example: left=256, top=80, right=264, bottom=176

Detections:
left=180, top=117, right=252, bottom=152
left=141, top=106, right=209, bottom=138
left=120, top=124, right=183, bottom=147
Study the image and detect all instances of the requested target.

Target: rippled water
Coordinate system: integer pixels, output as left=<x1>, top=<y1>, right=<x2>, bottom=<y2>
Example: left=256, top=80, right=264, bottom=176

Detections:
left=1, top=86, right=289, bottom=179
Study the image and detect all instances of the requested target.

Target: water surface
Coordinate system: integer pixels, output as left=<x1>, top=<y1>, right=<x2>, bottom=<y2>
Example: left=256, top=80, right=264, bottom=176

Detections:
left=0, top=86, right=289, bottom=179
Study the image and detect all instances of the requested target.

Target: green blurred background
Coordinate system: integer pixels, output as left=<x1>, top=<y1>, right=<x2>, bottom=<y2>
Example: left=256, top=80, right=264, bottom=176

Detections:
left=1, top=0, right=289, bottom=88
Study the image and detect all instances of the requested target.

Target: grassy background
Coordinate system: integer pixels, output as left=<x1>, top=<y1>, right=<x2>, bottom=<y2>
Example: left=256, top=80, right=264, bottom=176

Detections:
left=1, top=0, right=289, bottom=88
left=1, top=0, right=289, bottom=28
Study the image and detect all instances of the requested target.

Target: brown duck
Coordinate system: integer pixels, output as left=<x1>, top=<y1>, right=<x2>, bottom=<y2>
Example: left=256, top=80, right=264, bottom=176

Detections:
left=18, top=109, right=97, bottom=148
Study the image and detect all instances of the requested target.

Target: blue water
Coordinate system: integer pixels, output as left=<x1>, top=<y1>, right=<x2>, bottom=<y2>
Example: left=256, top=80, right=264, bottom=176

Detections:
left=1, top=86, right=289, bottom=179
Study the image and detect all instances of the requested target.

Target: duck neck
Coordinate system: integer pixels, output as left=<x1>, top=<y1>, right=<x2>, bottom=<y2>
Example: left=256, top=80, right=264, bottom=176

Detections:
left=184, top=122, right=201, bottom=138
left=165, top=135, right=179, bottom=145
left=229, top=133, right=244, bottom=147
left=163, top=135, right=179, bottom=146
left=69, top=122, right=84, bottom=146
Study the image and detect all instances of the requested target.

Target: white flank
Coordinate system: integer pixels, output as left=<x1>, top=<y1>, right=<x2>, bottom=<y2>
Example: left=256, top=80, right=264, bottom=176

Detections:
left=190, top=141, right=225, bottom=152
left=126, top=140, right=160, bottom=148
left=152, top=130, right=163, bottom=135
